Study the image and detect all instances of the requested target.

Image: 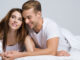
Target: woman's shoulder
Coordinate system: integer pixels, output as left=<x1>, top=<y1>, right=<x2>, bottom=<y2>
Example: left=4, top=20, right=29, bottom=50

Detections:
left=0, top=38, right=3, bottom=41
left=0, top=40, right=3, bottom=45
left=25, top=35, right=31, bottom=39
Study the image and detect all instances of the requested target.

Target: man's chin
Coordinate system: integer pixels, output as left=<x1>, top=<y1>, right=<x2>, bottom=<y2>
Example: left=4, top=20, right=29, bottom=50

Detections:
left=29, top=26, right=33, bottom=29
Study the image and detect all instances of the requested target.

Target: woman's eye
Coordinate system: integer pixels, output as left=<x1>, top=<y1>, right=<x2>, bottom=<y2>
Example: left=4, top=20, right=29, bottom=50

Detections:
left=18, top=18, right=22, bottom=21
left=11, top=15, right=16, bottom=19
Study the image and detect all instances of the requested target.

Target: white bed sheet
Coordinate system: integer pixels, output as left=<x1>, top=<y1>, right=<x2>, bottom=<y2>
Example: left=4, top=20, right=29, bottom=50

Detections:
left=15, top=49, right=80, bottom=60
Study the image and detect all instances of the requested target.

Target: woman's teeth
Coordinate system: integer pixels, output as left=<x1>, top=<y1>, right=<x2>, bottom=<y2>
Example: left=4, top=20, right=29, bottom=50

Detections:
left=12, top=23, right=17, bottom=27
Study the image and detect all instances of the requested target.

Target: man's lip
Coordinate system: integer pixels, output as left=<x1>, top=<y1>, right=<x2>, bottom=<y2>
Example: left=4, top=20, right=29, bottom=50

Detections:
left=28, top=23, right=32, bottom=27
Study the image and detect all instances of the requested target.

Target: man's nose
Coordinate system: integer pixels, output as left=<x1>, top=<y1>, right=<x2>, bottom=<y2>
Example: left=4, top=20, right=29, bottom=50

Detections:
left=25, top=19, right=30, bottom=24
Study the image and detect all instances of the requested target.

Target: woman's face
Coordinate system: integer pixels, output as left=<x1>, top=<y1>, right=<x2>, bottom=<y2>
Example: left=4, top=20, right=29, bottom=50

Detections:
left=9, top=11, right=22, bottom=31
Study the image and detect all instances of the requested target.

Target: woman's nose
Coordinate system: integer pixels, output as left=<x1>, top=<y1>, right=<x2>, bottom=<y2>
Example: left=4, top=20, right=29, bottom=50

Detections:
left=14, top=19, right=18, bottom=23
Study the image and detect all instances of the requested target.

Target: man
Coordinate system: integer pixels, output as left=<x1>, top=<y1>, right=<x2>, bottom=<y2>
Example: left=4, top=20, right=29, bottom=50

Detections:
left=22, top=0, right=70, bottom=56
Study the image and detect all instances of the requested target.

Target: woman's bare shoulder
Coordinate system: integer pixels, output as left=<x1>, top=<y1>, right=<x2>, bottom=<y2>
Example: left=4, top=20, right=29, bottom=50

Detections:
left=25, top=35, right=31, bottom=39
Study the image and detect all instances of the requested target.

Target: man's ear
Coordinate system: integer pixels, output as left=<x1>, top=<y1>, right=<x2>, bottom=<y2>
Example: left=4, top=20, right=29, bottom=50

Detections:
left=37, top=11, right=41, bottom=17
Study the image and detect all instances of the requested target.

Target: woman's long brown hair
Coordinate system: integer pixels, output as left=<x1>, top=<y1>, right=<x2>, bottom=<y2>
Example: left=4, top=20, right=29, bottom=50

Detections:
left=0, top=8, right=28, bottom=52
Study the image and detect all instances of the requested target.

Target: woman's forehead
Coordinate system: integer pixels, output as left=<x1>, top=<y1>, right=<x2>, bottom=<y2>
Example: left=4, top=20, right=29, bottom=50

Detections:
left=11, top=11, right=22, bottom=17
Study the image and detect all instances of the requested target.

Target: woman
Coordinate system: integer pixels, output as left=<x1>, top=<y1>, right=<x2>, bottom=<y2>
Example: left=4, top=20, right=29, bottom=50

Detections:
left=0, top=8, right=35, bottom=60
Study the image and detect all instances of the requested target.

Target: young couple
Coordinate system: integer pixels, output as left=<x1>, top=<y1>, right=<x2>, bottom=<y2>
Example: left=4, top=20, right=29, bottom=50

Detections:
left=0, top=0, right=70, bottom=60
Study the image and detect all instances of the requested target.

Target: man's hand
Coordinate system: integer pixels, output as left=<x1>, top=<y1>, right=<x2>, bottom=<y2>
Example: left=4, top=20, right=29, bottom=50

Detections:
left=57, top=50, right=70, bottom=56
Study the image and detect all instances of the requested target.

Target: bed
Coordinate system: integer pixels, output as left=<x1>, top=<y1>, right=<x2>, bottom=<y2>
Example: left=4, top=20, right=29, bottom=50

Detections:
left=15, top=49, right=80, bottom=60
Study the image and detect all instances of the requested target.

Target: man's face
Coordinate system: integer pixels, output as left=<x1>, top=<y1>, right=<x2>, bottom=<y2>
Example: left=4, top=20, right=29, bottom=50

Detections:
left=22, top=8, right=40, bottom=29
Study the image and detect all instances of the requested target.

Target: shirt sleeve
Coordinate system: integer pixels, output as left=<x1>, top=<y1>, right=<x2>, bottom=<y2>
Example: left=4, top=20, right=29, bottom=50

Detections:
left=45, top=21, right=60, bottom=40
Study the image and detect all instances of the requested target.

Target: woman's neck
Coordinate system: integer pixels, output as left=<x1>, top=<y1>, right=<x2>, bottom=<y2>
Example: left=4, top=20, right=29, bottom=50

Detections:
left=7, top=29, right=17, bottom=46
left=8, top=28, right=17, bottom=34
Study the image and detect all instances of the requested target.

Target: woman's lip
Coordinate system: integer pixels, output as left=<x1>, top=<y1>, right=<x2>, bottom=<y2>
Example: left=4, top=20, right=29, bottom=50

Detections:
left=12, top=23, right=17, bottom=27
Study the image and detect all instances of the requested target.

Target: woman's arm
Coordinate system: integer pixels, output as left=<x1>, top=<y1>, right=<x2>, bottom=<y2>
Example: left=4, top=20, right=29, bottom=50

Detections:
left=2, top=35, right=36, bottom=59
left=24, top=35, right=35, bottom=52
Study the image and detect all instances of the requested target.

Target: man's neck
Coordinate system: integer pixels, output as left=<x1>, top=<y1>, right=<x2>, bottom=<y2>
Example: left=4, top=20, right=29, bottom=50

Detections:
left=33, top=18, right=43, bottom=33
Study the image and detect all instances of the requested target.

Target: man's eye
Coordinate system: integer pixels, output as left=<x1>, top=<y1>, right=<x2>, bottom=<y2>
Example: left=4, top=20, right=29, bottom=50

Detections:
left=28, top=16, right=31, bottom=19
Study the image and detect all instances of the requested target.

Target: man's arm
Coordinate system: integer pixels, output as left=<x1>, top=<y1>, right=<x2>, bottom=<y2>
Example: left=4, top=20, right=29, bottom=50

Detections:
left=18, top=37, right=59, bottom=57
left=33, top=37, right=59, bottom=55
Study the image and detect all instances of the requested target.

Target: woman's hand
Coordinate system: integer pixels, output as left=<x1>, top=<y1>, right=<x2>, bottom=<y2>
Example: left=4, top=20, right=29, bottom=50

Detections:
left=4, top=51, right=20, bottom=58
left=2, top=51, right=20, bottom=60
left=0, top=52, right=14, bottom=60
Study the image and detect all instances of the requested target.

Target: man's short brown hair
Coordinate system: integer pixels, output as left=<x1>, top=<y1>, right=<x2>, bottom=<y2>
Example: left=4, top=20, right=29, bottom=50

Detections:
left=22, top=0, right=41, bottom=13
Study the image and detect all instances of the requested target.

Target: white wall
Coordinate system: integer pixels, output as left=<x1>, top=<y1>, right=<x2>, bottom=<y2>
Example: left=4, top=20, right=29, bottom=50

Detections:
left=0, top=0, right=80, bottom=35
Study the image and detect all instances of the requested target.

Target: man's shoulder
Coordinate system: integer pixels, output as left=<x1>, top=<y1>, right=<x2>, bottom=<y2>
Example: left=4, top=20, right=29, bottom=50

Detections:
left=43, top=17, right=56, bottom=23
left=42, top=17, right=59, bottom=32
left=43, top=17, right=53, bottom=21
left=43, top=17, right=58, bottom=26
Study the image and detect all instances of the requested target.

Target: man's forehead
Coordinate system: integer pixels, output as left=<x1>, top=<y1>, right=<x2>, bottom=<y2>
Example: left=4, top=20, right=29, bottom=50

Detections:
left=22, top=13, right=32, bottom=19
left=23, top=8, right=34, bottom=13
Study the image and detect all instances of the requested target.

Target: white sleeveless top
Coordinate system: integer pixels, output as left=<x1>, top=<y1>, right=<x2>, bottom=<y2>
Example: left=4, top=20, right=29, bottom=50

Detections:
left=6, top=43, right=20, bottom=51
left=0, top=40, right=20, bottom=52
left=0, top=40, right=3, bottom=53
